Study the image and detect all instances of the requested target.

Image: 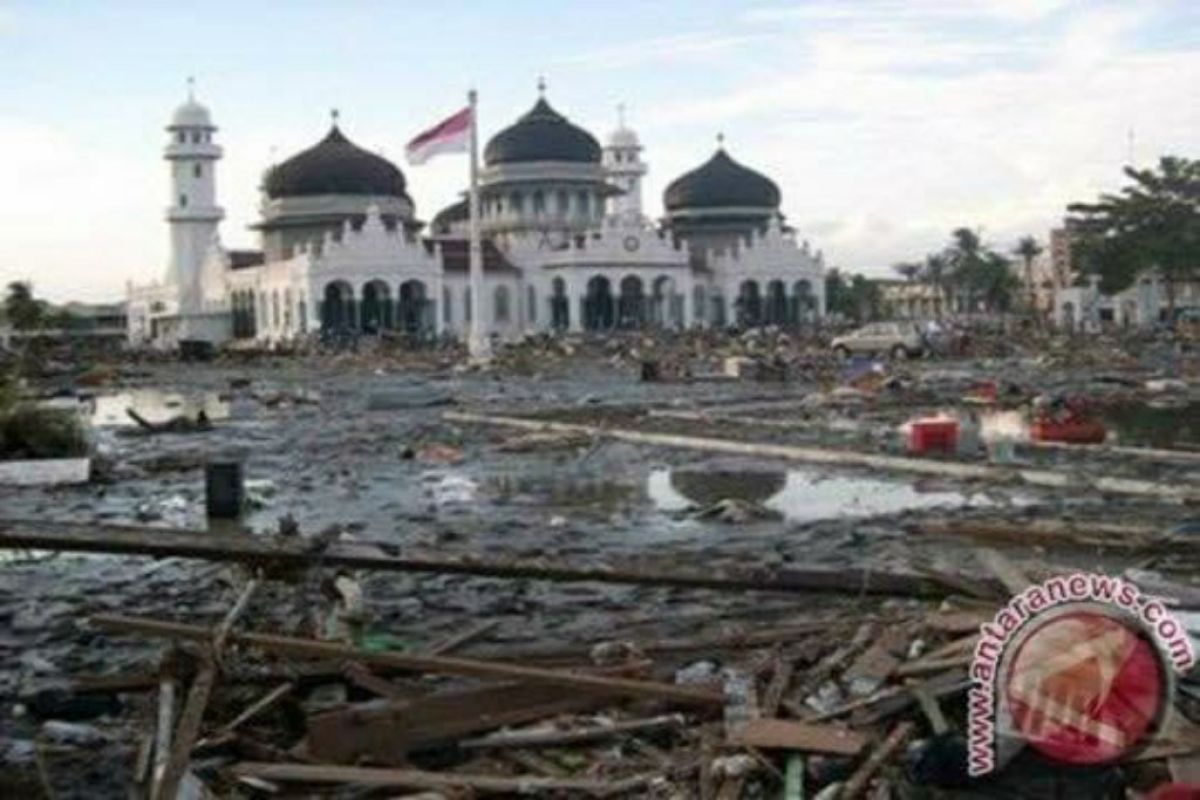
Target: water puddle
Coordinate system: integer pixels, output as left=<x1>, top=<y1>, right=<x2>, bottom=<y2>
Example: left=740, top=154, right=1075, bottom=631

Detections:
left=90, top=390, right=230, bottom=427
left=648, top=468, right=999, bottom=522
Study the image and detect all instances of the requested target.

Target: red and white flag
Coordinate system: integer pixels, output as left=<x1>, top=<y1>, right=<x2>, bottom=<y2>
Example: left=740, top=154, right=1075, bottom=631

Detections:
left=405, top=106, right=472, bottom=165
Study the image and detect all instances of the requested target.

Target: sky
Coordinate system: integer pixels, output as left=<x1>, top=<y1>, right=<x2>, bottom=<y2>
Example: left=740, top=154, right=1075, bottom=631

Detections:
left=1, top=0, right=1198, bottom=302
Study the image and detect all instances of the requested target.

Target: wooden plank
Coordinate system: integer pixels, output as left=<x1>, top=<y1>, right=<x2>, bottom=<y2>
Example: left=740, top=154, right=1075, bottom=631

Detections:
left=230, top=762, right=656, bottom=796
left=459, top=714, right=684, bottom=750
left=307, top=682, right=603, bottom=764
left=154, top=656, right=215, bottom=800
left=212, top=682, right=293, bottom=738
left=974, top=548, right=1031, bottom=595
left=0, top=519, right=992, bottom=600
left=728, top=719, right=868, bottom=757
left=443, top=410, right=1200, bottom=502
left=91, top=614, right=723, bottom=708
left=841, top=721, right=915, bottom=799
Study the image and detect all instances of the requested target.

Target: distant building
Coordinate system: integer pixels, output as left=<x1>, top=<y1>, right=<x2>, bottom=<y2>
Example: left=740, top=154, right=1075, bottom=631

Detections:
left=128, top=85, right=828, bottom=349
left=1048, top=222, right=1200, bottom=329
left=875, top=279, right=944, bottom=319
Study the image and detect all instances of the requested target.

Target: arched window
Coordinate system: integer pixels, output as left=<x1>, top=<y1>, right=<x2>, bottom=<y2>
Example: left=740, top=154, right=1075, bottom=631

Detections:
left=272, top=291, right=281, bottom=328
left=527, top=285, right=537, bottom=323
left=193, top=163, right=203, bottom=178
left=176, top=131, right=186, bottom=144
left=464, top=287, right=472, bottom=322
left=510, top=192, right=523, bottom=215
left=532, top=191, right=545, bottom=215
left=556, top=190, right=569, bottom=216
left=191, top=131, right=202, bottom=144
left=494, top=285, right=511, bottom=323
left=283, top=288, right=293, bottom=329
left=179, top=194, right=188, bottom=207
left=298, top=295, right=307, bottom=333
left=577, top=191, right=589, bottom=218
left=443, top=287, right=452, bottom=324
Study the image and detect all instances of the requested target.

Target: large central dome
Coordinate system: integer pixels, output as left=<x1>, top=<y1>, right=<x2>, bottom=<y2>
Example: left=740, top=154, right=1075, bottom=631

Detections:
left=664, top=148, right=781, bottom=211
left=265, top=126, right=407, bottom=200
left=484, top=97, right=601, bottom=166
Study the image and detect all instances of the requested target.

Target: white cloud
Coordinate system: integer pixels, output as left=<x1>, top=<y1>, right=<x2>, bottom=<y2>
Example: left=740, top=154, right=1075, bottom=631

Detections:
left=558, top=31, right=765, bottom=69
left=635, top=1, right=1199, bottom=273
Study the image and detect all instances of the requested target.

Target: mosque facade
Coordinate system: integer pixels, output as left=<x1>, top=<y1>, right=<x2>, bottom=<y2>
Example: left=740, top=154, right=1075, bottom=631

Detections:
left=126, top=86, right=826, bottom=347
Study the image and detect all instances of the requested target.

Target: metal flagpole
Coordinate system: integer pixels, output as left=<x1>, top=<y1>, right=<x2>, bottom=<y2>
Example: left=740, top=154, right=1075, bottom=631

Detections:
left=467, top=88, right=490, bottom=361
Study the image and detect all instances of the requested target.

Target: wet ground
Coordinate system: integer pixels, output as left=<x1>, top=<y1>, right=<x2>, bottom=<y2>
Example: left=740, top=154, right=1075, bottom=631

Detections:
left=1, top=353, right=1197, bottom=796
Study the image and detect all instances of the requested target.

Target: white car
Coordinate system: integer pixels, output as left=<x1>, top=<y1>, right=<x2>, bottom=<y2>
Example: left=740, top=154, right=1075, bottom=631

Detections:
left=831, top=322, right=925, bottom=360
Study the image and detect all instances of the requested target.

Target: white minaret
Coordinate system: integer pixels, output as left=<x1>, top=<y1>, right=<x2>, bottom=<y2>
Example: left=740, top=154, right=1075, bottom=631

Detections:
left=603, top=103, right=647, bottom=221
left=165, top=79, right=223, bottom=313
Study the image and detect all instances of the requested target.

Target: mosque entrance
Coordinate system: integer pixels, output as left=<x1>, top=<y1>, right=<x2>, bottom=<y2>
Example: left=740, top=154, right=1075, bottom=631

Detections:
left=550, top=277, right=570, bottom=331
left=321, top=281, right=355, bottom=332
left=360, top=280, right=392, bottom=333
left=583, top=276, right=615, bottom=331
left=398, top=280, right=428, bottom=335
left=617, top=276, right=646, bottom=329
left=735, top=280, right=763, bottom=327
left=765, top=280, right=788, bottom=326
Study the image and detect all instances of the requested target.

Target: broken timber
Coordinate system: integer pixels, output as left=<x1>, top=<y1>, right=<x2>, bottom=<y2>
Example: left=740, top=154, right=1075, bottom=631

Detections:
left=443, top=410, right=1200, bottom=502
left=230, top=762, right=657, bottom=796
left=90, top=614, right=724, bottom=707
left=0, top=519, right=998, bottom=600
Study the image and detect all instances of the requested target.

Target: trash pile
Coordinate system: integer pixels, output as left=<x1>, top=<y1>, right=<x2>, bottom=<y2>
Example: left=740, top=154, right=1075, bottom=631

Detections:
left=4, top=516, right=1200, bottom=798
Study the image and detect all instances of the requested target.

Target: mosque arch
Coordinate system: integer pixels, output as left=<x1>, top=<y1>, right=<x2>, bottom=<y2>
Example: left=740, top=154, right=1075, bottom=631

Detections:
left=551, top=277, right=569, bottom=331
left=526, top=285, right=537, bottom=324
left=765, top=280, right=788, bottom=326
left=735, top=280, right=763, bottom=328
left=398, top=279, right=428, bottom=334
left=792, top=279, right=815, bottom=325
left=693, top=285, right=707, bottom=325
left=361, top=279, right=392, bottom=333
left=583, top=275, right=615, bottom=332
left=443, top=286, right=453, bottom=325
left=652, top=275, right=680, bottom=328
left=494, top=285, right=511, bottom=324
left=321, top=280, right=355, bottom=332
left=617, top=275, right=646, bottom=329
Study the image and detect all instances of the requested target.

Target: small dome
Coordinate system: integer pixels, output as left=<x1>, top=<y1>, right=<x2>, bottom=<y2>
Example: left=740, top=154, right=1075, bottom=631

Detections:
left=484, top=97, right=601, bottom=166
left=169, top=99, right=214, bottom=130
left=431, top=197, right=468, bottom=233
left=664, top=148, right=781, bottom=211
left=265, top=126, right=407, bottom=200
left=608, top=126, right=640, bottom=149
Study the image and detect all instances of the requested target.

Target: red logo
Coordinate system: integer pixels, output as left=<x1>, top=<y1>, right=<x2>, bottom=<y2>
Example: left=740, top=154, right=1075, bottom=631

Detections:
left=1002, top=607, right=1169, bottom=765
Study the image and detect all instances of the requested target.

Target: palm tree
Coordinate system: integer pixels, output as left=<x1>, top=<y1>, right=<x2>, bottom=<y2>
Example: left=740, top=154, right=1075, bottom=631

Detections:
left=1013, top=236, right=1044, bottom=314
left=922, top=253, right=950, bottom=317
left=892, top=262, right=921, bottom=282
left=945, top=227, right=984, bottom=312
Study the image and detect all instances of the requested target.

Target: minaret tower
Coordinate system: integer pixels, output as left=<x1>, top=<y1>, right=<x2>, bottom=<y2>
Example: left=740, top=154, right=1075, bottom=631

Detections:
left=602, top=103, right=647, bottom=221
left=165, top=78, right=223, bottom=312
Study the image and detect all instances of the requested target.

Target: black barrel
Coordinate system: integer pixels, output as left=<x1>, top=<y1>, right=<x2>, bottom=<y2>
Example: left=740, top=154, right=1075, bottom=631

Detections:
left=204, top=461, right=244, bottom=518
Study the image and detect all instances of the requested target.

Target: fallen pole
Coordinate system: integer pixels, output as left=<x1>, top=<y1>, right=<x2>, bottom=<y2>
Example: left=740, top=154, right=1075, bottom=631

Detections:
left=0, top=519, right=995, bottom=599
left=443, top=411, right=1200, bottom=502
left=90, top=614, right=724, bottom=708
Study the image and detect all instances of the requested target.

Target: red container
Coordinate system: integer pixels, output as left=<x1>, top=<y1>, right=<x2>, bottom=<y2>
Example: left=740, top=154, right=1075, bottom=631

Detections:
left=908, top=419, right=959, bottom=454
left=1030, top=419, right=1107, bottom=444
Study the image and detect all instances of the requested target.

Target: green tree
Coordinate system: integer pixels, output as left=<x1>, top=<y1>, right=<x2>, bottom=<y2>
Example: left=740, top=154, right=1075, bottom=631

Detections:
left=1013, top=235, right=1043, bottom=311
left=1068, top=156, right=1200, bottom=318
left=825, top=269, right=882, bottom=323
left=920, top=252, right=950, bottom=315
left=4, top=282, right=45, bottom=331
left=940, top=227, right=1019, bottom=312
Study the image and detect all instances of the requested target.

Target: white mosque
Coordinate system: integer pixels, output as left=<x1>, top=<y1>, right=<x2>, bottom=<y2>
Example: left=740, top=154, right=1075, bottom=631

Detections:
left=126, top=84, right=826, bottom=348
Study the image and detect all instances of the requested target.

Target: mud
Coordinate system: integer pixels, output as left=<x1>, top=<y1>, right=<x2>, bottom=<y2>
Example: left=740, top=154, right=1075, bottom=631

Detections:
left=0, top=346, right=1196, bottom=796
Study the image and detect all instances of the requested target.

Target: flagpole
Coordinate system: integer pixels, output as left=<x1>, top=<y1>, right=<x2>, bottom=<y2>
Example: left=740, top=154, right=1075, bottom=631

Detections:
left=467, top=88, right=489, bottom=361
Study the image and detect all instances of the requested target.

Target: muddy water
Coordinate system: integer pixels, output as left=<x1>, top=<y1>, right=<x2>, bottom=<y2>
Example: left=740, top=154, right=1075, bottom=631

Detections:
left=90, top=389, right=230, bottom=427
left=1100, top=401, right=1200, bottom=449
left=648, top=468, right=1004, bottom=522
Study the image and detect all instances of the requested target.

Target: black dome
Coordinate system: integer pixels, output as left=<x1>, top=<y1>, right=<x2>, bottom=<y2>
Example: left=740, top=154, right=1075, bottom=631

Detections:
left=265, top=126, right=407, bottom=199
left=664, top=149, right=781, bottom=211
left=431, top=197, right=468, bottom=233
left=484, top=98, right=601, bottom=166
